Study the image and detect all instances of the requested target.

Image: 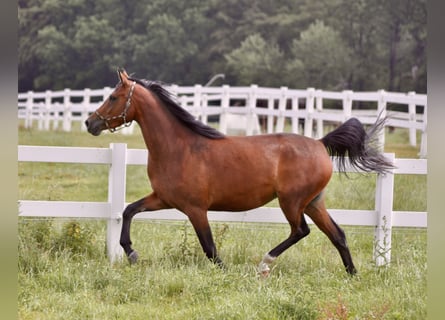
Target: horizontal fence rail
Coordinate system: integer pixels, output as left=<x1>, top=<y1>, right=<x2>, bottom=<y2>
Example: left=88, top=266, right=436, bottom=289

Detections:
left=18, top=144, right=427, bottom=266
left=18, top=86, right=427, bottom=157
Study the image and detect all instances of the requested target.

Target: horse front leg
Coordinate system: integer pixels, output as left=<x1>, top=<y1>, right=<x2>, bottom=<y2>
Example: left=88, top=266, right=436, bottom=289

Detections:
left=186, top=209, right=225, bottom=269
left=120, top=192, right=168, bottom=264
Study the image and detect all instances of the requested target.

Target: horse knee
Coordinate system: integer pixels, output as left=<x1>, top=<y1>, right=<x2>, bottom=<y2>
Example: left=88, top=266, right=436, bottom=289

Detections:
left=301, top=222, right=311, bottom=237
left=122, top=202, right=139, bottom=220
left=292, top=217, right=310, bottom=239
left=288, top=223, right=310, bottom=244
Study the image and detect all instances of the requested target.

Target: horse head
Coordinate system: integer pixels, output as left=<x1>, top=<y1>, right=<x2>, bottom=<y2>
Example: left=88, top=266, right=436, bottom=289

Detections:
left=85, top=68, right=137, bottom=135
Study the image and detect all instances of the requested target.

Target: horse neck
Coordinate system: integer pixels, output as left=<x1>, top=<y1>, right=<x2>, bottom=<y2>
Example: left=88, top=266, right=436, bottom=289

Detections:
left=133, top=91, right=193, bottom=158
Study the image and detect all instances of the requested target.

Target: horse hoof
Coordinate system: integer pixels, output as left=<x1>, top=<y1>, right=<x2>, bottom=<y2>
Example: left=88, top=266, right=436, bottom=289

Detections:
left=259, top=270, right=270, bottom=278
left=258, top=261, right=271, bottom=278
left=128, top=251, right=139, bottom=264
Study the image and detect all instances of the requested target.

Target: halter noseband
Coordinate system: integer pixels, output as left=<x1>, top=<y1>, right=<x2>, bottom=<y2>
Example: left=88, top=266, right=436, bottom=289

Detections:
left=95, top=81, right=136, bottom=133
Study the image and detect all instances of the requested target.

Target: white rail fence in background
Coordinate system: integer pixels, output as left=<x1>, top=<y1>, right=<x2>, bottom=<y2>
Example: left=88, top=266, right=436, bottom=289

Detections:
left=18, top=143, right=427, bottom=266
left=18, top=86, right=427, bottom=157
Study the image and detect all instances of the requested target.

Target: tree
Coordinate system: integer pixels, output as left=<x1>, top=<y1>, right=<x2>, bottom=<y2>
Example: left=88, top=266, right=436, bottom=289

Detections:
left=130, top=14, right=198, bottom=83
left=329, top=0, right=386, bottom=91
left=18, top=0, right=426, bottom=92
left=288, top=20, right=352, bottom=89
left=374, top=0, right=427, bottom=92
left=225, top=34, right=285, bottom=86
left=18, top=0, right=117, bottom=90
left=32, top=25, right=74, bottom=89
left=71, top=16, right=121, bottom=87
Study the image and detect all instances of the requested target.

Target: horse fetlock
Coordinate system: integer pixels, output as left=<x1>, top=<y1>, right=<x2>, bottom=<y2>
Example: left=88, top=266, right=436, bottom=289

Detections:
left=258, top=253, right=276, bottom=278
left=346, top=264, right=357, bottom=275
left=127, top=250, right=139, bottom=265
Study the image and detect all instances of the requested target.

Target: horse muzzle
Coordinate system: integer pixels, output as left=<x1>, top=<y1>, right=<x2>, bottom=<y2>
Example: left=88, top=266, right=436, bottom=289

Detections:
left=85, top=118, right=104, bottom=136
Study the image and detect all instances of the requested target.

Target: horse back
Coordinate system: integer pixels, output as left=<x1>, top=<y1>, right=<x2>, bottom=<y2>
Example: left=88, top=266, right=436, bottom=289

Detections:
left=203, top=133, right=332, bottom=211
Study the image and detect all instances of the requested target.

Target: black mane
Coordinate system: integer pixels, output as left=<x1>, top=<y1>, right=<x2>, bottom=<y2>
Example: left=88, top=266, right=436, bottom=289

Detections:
left=128, top=77, right=225, bottom=139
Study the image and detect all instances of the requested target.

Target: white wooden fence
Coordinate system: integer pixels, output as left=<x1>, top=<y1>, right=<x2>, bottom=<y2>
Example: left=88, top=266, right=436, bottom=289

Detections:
left=18, top=86, right=427, bottom=157
left=18, top=143, right=427, bottom=266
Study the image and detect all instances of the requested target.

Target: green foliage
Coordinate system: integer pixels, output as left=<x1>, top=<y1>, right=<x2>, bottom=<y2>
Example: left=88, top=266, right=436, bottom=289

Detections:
left=289, top=20, right=352, bottom=89
left=18, top=219, right=100, bottom=263
left=225, top=34, right=285, bottom=86
left=54, top=221, right=98, bottom=257
left=18, top=0, right=426, bottom=93
left=132, top=13, right=199, bottom=82
left=33, top=25, right=73, bottom=89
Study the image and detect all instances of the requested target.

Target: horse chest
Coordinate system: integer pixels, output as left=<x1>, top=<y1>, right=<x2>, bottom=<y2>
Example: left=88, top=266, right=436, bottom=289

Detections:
left=147, top=159, right=207, bottom=206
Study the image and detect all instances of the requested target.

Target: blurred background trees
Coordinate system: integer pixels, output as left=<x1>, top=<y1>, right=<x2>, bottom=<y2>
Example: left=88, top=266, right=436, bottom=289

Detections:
left=18, top=0, right=426, bottom=93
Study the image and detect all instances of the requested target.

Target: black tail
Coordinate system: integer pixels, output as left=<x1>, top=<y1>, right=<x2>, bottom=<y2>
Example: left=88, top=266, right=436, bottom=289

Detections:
left=320, top=117, right=395, bottom=175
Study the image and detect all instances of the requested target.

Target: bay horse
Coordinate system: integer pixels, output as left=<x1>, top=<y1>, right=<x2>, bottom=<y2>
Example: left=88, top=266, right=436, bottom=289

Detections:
left=85, top=69, right=394, bottom=275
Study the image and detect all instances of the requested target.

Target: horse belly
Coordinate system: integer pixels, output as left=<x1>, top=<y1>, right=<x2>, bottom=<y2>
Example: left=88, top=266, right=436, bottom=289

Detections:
left=208, top=191, right=276, bottom=211
left=207, top=163, right=277, bottom=211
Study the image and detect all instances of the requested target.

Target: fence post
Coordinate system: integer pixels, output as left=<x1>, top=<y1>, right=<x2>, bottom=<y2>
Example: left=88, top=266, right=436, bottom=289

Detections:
left=315, top=89, right=324, bottom=139
left=291, top=95, right=299, bottom=134
left=25, top=91, right=34, bottom=129
left=44, top=90, right=51, bottom=131
left=219, top=85, right=230, bottom=134
left=247, top=84, right=258, bottom=135
left=407, top=91, right=416, bottom=147
left=107, top=143, right=126, bottom=263
left=81, top=88, right=91, bottom=132
left=276, top=87, right=288, bottom=132
left=53, top=102, right=60, bottom=130
left=419, top=104, right=427, bottom=158
left=201, top=93, right=209, bottom=125
left=63, top=88, right=72, bottom=132
left=377, top=90, right=387, bottom=150
left=193, top=84, right=202, bottom=120
left=373, top=153, right=395, bottom=266
left=267, top=97, right=274, bottom=134
left=342, top=90, right=353, bottom=121
left=37, top=102, right=44, bottom=131
left=304, top=88, right=315, bottom=137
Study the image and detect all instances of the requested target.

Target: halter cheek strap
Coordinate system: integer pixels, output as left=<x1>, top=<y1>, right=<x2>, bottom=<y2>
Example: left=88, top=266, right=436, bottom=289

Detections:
left=95, top=81, right=136, bottom=133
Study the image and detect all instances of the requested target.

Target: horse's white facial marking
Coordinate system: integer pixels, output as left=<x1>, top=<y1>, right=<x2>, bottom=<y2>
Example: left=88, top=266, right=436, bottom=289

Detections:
left=258, top=253, right=276, bottom=278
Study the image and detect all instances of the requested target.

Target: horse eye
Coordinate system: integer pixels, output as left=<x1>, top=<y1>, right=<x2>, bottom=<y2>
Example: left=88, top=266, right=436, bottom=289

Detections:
left=109, top=95, right=117, bottom=102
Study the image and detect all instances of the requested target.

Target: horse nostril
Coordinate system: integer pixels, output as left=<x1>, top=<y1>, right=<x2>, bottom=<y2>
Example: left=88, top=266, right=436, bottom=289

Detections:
left=85, top=119, right=89, bottom=127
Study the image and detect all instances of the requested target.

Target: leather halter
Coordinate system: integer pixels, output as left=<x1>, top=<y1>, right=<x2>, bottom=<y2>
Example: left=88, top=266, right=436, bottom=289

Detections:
left=95, top=81, right=136, bottom=132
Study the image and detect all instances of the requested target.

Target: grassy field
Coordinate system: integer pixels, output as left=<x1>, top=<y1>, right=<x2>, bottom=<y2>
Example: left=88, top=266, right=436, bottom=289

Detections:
left=18, top=123, right=426, bottom=319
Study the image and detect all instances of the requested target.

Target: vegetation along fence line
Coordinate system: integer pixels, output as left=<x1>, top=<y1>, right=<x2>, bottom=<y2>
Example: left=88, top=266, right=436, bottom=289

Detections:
left=18, top=85, right=427, bottom=157
left=18, top=143, right=427, bottom=266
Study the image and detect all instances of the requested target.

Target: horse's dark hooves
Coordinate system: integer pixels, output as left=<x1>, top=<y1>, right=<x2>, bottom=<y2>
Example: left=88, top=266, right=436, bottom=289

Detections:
left=217, top=261, right=227, bottom=271
left=347, top=267, right=357, bottom=276
left=128, top=251, right=139, bottom=265
left=213, top=257, right=226, bottom=271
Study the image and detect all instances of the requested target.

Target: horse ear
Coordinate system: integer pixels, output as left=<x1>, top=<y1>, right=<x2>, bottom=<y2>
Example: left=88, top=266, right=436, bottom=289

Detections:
left=117, top=68, right=130, bottom=86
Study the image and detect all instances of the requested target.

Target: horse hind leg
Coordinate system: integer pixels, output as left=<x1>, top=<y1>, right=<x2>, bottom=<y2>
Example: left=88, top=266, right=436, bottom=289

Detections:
left=304, top=195, right=357, bottom=275
left=258, top=199, right=310, bottom=277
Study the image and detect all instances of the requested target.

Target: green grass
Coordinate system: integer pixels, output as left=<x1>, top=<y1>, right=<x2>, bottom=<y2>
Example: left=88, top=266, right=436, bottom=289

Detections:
left=19, top=219, right=426, bottom=319
left=18, top=124, right=426, bottom=319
